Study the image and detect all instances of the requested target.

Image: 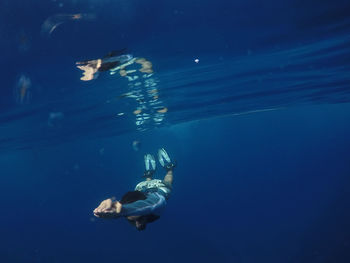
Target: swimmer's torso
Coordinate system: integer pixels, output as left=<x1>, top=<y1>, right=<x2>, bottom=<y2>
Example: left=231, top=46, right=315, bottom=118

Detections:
left=135, top=179, right=170, bottom=197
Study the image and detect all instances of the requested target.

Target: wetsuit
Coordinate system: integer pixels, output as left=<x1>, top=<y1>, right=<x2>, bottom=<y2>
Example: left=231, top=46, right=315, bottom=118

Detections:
left=119, top=179, right=171, bottom=217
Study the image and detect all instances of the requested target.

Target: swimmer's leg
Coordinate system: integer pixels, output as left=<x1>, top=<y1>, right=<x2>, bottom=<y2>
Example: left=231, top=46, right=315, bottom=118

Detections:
left=158, top=148, right=176, bottom=187
left=163, top=170, right=173, bottom=188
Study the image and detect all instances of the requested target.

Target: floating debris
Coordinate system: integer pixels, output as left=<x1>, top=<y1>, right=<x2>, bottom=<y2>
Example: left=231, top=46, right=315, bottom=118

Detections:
left=132, top=140, right=141, bottom=151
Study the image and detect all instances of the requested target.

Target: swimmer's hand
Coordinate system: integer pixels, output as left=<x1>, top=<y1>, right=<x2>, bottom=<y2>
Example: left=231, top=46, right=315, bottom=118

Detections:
left=93, top=198, right=122, bottom=218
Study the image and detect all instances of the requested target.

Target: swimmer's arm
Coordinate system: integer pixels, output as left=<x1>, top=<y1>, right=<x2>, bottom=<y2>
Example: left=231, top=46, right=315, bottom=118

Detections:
left=93, top=198, right=122, bottom=219
left=93, top=190, right=167, bottom=219
left=93, top=195, right=164, bottom=218
left=119, top=193, right=166, bottom=217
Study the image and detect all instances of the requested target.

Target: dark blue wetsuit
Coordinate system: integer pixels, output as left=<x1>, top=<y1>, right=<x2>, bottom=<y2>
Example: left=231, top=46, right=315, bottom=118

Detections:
left=119, top=179, right=171, bottom=218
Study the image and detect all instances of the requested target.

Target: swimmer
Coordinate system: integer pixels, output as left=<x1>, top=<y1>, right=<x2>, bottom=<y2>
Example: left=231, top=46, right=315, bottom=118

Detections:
left=76, top=49, right=133, bottom=81
left=93, top=148, right=176, bottom=231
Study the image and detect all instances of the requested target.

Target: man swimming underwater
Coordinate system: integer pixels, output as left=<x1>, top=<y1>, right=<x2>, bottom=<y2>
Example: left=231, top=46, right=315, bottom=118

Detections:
left=93, top=148, right=176, bottom=231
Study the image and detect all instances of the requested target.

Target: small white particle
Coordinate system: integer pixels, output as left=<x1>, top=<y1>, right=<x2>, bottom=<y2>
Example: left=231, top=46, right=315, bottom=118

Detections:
left=194, top=58, right=199, bottom=63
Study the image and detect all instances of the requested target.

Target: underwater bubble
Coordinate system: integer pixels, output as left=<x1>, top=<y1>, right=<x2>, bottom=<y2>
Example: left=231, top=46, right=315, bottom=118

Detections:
left=48, top=112, right=64, bottom=127
left=99, top=148, right=105, bottom=155
left=73, top=164, right=80, bottom=171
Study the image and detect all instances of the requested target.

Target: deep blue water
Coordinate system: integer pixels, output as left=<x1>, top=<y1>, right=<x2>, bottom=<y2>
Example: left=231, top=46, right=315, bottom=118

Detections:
left=1, top=0, right=350, bottom=262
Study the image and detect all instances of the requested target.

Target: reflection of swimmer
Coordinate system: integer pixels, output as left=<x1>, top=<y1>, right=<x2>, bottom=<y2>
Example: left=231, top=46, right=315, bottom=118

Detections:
left=94, top=148, right=176, bottom=231
left=114, top=57, right=167, bottom=130
left=76, top=49, right=132, bottom=81
left=14, top=74, right=32, bottom=105
left=110, top=55, right=168, bottom=130
left=77, top=49, right=168, bottom=130
left=111, top=57, right=154, bottom=78
left=41, top=13, right=96, bottom=37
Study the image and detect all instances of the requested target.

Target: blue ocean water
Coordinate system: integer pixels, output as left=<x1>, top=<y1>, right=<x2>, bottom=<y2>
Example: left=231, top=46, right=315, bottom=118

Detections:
left=1, top=0, right=350, bottom=262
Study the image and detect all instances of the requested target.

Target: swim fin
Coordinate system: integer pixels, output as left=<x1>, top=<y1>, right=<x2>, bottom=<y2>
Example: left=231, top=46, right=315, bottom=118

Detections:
left=158, top=148, right=176, bottom=171
left=143, top=154, right=156, bottom=178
